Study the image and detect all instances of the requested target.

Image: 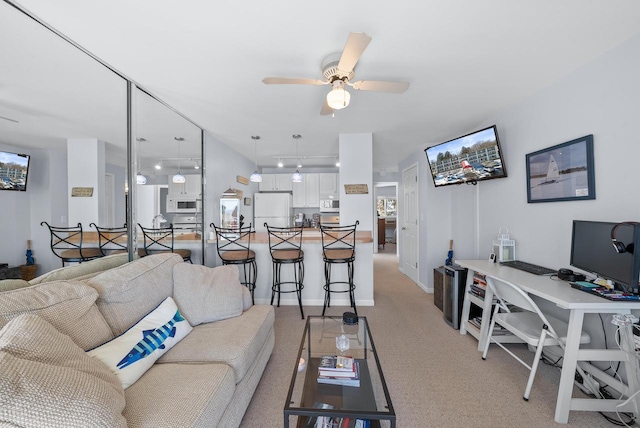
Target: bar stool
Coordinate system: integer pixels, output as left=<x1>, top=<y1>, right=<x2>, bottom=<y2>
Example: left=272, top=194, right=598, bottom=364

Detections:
left=137, top=224, right=192, bottom=263
left=265, top=223, right=305, bottom=319
left=211, top=222, right=257, bottom=304
left=40, top=221, right=103, bottom=267
left=320, top=220, right=359, bottom=317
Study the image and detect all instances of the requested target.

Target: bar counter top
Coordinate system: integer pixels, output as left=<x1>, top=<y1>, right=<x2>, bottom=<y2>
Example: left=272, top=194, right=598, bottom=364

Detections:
left=81, top=230, right=373, bottom=244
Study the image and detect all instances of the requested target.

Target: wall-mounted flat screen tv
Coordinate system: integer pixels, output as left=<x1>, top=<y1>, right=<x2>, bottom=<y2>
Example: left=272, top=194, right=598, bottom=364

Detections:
left=424, top=125, right=507, bottom=187
left=0, top=151, right=31, bottom=191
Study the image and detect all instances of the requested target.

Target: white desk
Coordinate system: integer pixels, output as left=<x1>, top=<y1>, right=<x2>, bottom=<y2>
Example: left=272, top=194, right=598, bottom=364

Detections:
left=456, top=259, right=640, bottom=424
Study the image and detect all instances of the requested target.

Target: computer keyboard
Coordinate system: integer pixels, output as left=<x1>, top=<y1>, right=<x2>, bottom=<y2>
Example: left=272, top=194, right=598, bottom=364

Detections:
left=500, top=260, right=556, bottom=276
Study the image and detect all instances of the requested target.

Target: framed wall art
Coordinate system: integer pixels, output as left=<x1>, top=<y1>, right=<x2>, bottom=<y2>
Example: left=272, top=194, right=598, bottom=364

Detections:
left=525, top=134, right=595, bottom=203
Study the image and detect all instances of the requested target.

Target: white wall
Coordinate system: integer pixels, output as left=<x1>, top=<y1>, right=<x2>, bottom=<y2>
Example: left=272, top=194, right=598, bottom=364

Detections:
left=0, top=143, right=68, bottom=274
left=400, top=32, right=640, bottom=372
left=67, top=138, right=105, bottom=227
left=402, top=31, right=640, bottom=292
left=339, top=133, right=373, bottom=230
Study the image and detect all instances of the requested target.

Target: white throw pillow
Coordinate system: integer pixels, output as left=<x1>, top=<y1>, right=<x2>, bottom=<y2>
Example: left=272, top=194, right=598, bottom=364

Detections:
left=87, top=296, right=192, bottom=389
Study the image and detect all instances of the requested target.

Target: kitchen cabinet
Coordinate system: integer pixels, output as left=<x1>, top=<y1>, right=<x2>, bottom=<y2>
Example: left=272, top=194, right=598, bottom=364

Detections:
left=259, top=174, right=293, bottom=192
left=168, top=174, right=201, bottom=196
left=292, top=173, right=319, bottom=208
left=319, top=173, right=339, bottom=196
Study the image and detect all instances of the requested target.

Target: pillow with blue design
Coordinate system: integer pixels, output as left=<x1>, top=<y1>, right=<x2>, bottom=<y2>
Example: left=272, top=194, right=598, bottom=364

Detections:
left=87, top=296, right=192, bottom=389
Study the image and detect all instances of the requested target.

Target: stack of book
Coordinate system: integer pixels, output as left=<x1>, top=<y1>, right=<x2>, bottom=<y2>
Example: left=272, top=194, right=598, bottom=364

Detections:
left=469, top=273, right=487, bottom=298
left=316, top=355, right=360, bottom=387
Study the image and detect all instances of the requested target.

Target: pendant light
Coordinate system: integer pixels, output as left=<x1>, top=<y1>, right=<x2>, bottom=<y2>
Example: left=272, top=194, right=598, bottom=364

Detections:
left=291, top=134, right=303, bottom=182
left=172, top=137, right=186, bottom=184
left=249, top=135, right=262, bottom=183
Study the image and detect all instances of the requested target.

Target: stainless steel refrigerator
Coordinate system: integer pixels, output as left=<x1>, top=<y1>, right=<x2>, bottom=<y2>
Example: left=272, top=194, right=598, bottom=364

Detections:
left=254, top=193, right=293, bottom=231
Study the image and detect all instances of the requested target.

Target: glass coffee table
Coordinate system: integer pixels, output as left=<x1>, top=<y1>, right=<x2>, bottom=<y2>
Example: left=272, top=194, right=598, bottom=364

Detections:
left=284, top=316, right=395, bottom=428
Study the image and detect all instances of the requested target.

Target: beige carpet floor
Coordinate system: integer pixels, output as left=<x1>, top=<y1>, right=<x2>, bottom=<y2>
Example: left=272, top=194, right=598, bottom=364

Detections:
left=240, top=247, right=625, bottom=427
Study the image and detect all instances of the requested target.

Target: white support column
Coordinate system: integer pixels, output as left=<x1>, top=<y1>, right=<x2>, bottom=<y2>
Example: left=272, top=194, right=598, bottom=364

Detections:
left=67, top=138, right=105, bottom=227
left=338, top=133, right=374, bottom=305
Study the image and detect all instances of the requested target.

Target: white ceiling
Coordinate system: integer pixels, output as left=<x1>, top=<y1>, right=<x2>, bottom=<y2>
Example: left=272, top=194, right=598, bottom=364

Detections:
left=2, top=0, right=640, bottom=172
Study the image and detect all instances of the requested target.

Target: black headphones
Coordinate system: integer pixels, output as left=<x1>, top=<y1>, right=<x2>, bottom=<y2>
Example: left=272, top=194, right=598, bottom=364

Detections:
left=611, top=221, right=640, bottom=254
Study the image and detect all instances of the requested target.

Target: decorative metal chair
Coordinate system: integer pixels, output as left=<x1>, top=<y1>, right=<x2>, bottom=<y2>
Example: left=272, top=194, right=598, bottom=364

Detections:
left=265, top=223, right=305, bottom=319
left=320, top=220, right=359, bottom=317
left=211, top=222, right=257, bottom=304
left=90, top=223, right=128, bottom=256
left=40, top=221, right=103, bottom=266
left=137, top=224, right=192, bottom=263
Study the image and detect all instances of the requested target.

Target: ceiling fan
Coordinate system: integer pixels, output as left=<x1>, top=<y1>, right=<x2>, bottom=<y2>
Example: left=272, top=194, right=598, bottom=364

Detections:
left=262, top=32, right=409, bottom=115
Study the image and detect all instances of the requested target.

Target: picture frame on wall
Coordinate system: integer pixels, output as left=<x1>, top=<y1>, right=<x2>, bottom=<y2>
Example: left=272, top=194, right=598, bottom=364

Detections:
left=525, top=134, right=595, bottom=203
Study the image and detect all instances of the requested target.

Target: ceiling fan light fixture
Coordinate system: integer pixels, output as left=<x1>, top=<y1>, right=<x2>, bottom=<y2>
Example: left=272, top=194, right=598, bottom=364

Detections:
left=326, top=86, right=350, bottom=110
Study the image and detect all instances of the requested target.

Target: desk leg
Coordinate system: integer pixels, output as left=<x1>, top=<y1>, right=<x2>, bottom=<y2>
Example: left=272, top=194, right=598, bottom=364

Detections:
left=555, top=309, right=584, bottom=424
left=460, top=269, right=474, bottom=336
left=477, top=285, right=494, bottom=352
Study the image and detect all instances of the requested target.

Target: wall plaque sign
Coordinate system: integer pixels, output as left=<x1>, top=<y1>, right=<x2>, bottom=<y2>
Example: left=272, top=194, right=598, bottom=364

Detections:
left=344, top=184, right=368, bottom=194
left=236, top=175, right=249, bottom=185
left=71, top=187, right=94, bottom=197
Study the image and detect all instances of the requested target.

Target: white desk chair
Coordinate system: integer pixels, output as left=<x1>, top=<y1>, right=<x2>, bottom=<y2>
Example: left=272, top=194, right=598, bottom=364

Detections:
left=482, top=275, right=591, bottom=401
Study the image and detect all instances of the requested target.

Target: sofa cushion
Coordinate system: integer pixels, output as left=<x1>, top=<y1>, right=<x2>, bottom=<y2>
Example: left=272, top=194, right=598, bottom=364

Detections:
left=173, top=264, right=243, bottom=326
left=0, top=278, right=31, bottom=292
left=158, top=304, right=274, bottom=383
left=88, top=296, right=193, bottom=389
left=0, top=280, right=113, bottom=350
left=0, top=314, right=127, bottom=428
left=124, top=362, right=235, bottom=428
left=87, top=253, right=182, bottom=336
left=29, top=253, right=131, bottom=285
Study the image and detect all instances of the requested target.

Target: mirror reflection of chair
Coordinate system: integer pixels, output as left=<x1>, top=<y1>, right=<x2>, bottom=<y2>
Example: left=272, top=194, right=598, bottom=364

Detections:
left=211, top=222, right=257, bottom=304
left=40, top=221, right=103, bottom=267
left=320, top=220, right=359, bottom=317
left=90, top=223, right=128, bottom=256
left=137, top=224, right=192, bottom=263
left=482, top=276, right=591, bottom=401
left=265, top=223, right=305, bottom=319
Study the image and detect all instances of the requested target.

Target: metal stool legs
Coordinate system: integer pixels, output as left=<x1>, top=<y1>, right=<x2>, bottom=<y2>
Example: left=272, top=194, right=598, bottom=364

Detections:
left=322, top=258, right=357, bottom=317
left=270, top=259, right=305, bottom=319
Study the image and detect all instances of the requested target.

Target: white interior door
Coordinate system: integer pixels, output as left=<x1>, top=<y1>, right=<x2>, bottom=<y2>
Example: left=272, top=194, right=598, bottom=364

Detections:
left=402, top=165, right=418, bottom=283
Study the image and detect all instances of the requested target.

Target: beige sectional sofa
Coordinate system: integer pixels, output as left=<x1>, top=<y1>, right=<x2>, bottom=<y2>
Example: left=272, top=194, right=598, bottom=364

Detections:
left=0, top=253, right=275, bottom=427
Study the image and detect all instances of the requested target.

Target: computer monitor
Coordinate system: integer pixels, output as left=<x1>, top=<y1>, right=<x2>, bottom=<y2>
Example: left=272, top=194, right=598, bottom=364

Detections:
left=570, top=220, right=640, bottom=293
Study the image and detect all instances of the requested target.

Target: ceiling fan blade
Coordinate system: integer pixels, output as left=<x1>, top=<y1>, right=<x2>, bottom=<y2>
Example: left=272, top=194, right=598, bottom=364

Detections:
left=337, top=32, right=372, bottom=74
left=320, top=99, right=333, bottom=116
left=350, top=80, right=410, bottom=93
left=262, top=77, right=326, bottom=85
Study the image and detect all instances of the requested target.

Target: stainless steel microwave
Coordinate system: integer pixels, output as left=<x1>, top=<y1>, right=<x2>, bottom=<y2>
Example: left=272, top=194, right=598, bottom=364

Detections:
left=319, top=199, right=339, bottom=213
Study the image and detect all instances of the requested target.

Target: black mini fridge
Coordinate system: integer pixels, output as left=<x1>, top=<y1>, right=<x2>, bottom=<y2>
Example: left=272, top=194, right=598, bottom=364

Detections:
left=443, top=265, right=468, bottom=329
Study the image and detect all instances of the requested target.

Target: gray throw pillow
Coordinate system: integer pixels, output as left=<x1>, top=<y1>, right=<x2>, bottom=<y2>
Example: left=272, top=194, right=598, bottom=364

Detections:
left=0, top=313, right=127, bottom=427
